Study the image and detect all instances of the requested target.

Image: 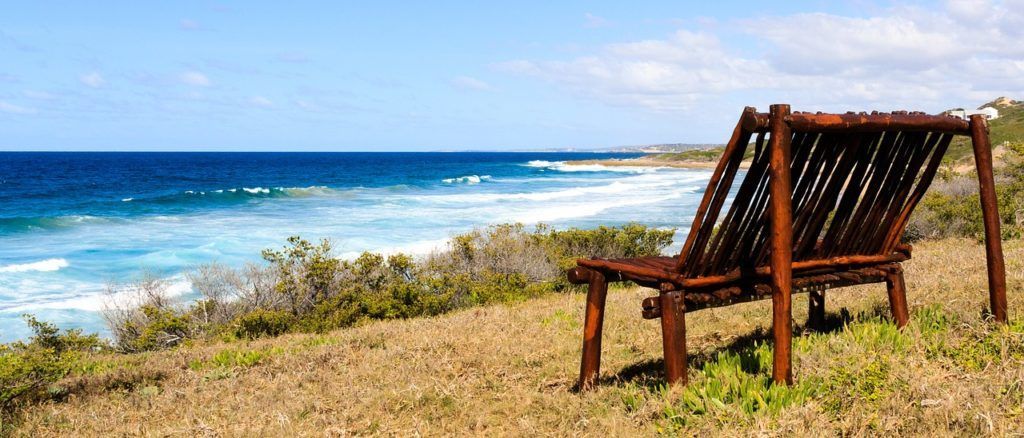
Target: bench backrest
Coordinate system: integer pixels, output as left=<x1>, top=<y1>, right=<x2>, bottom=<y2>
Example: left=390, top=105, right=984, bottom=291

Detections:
left=676, top=106, right=969, bottom=278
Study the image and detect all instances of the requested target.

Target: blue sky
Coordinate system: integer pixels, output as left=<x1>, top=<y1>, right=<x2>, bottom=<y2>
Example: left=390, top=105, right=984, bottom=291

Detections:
left=1, top=1, right=1021, bottom=151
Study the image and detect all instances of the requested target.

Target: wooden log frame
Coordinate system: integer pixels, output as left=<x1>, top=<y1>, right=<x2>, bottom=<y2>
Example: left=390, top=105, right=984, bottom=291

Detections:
left=570, top=104, right=1009, bottom=391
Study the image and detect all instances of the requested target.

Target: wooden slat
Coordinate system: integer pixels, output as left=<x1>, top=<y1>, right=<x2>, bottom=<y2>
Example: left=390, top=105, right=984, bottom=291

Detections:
left=786, top=112, right=971, bottom=134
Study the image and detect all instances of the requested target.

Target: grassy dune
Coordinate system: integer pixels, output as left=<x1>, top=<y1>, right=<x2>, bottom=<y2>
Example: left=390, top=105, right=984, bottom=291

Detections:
left=13, top=238, right=1024, bottom=436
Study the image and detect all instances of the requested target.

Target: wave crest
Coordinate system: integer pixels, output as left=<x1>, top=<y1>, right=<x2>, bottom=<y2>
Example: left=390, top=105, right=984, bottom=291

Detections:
left=442, top=175, right=491, bottom=184
left=0, top=258, right=69, bottom=273
left=524, top=160, right=661, bottom=173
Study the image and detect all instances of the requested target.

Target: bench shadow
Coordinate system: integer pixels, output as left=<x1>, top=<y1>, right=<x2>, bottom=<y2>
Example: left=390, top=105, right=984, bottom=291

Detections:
left=597, top=303, right=894, bottom=390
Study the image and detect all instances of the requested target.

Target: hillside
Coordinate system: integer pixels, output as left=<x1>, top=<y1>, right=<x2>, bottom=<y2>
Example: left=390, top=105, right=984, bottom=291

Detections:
left=944, top=97, right=1024, bottom=162
left=11, top=238, right=1024, bottom=436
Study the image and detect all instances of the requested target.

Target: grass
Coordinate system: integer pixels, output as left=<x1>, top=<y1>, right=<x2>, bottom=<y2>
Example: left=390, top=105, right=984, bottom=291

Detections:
left=9, top=238, right=1024, bottom=436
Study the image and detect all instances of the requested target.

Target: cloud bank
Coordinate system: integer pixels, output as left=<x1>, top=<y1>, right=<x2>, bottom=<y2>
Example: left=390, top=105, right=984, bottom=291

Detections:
left=499, top=1, right=1024, bottom=113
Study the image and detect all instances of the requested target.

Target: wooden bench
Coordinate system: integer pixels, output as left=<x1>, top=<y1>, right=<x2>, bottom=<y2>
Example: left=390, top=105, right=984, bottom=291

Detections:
left=569, top=105, right=1009, bottom=389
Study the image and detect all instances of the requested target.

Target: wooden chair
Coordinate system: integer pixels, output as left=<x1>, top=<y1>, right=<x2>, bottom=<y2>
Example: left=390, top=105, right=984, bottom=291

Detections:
left=569, top=104, right=1009, bottom=389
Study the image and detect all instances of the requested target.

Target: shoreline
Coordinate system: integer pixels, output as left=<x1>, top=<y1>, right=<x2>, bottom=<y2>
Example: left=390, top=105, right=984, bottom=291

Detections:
left=567, top=155, right=751, bottom=169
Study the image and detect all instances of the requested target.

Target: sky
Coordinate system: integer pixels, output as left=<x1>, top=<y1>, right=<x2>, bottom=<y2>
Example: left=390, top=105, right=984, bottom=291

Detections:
left=0, top=1, right=1022, bottom=151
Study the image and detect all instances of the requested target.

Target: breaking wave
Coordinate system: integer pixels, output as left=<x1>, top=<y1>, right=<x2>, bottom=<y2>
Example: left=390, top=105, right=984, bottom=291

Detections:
left=524, top=160, right=661, bottom=173
left=0, top=258, right=69, bottom=273
left=442, top=175, right=491, bottom=184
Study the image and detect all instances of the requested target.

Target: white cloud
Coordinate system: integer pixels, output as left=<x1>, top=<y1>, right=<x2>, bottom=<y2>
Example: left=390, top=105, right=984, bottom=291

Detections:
left=499, top=1, right=1024, bottom=113
left=0, top=100, right=36, bottom=114
left=80, top=72, right=104, bottom=88
left=451, top=75, right=493, bottom=91
left=748, top=13, right=966, bottom=75
left=179, top=71, right=211, bottom=87
left=249, top=96, right=273, bottom=107
left=496, top=30, right=768, bottom=111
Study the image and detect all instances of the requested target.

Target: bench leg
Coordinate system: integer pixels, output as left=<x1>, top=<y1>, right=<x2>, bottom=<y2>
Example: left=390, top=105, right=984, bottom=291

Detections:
left=971, top=115, right=1008, bottom=323
left=807, top=290, right=826, bottom=330
left=578, top=269, right=608, bottom=390
left=885, top=268, right=910, bottom=328
left=660, top=291, right=688, bottom=385
left=767, top=103, right=794, bottom=386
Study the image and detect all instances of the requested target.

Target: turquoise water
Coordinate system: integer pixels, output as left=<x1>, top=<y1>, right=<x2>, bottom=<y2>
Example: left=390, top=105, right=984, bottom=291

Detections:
left=0, top=152, right=715, bottom=340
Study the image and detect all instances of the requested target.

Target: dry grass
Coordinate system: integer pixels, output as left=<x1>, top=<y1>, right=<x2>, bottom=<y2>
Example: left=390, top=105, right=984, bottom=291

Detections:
left=12, top=238, right=1024, bottom=437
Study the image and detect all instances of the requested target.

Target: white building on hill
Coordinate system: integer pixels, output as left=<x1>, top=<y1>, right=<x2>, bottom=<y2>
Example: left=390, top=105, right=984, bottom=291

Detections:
left=947, top=107, right=999, bottom=120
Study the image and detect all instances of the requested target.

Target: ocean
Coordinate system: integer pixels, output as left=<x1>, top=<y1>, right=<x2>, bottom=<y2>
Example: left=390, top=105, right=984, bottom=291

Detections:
left=0, top=152, right=716, bottom=341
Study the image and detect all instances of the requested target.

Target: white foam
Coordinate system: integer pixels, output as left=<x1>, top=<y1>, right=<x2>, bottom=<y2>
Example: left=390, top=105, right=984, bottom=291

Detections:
left=0, top=258, right=69, bottom=273
left=429, top=173, right=705, bottom=204
left=524, top=160, right=557, bottom=168
left=3, top=275, right=194, bottom=313
left=281, top=186, right=338, bottom=197
left=338, top=236, right=452, bottom=259
left=242, top=187, right=270, bottom=194
left=442, top=175, right=491, bottom=184
left=121, top=197, right=133, bottom=202
left=524, top=160, right=663, bottom=173
left=511, top=190, right=688, bottom=223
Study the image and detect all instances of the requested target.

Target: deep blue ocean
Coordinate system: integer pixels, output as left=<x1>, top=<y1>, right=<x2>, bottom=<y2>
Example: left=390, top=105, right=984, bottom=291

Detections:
left=0, top=152, right=715, bottom=341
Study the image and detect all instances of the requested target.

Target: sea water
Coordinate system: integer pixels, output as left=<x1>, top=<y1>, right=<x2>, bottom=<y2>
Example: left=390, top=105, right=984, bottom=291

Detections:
left=0, top=152, right=716, bottom=341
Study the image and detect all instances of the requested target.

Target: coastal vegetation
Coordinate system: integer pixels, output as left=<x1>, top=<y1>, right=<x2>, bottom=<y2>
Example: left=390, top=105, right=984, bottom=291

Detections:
left=908, top=141, right=1024, bottom=240
left=5, top=239, right=1023, bottom=435
left=100, top=223, right=674, bottom=353
left=1, top=223, right=676, bottom=431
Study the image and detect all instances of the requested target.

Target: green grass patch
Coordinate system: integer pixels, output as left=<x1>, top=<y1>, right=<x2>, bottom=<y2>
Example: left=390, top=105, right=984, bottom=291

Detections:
left=657, top=312, right=921, bottom=430
left=190, top=346, right=285, bottom=374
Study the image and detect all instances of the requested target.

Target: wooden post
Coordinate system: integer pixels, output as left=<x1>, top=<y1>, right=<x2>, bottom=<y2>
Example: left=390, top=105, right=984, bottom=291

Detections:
left=660, top=291, right=688, bottom=385
left=768, top=104, right=794, bottom=385
left=578, top=268, right=608, bottom=390
left=884, top=267, right=910, bottom=328
left=807, top=290, right=826, bottom=329
left=970, top=115, right=1008, bottom=323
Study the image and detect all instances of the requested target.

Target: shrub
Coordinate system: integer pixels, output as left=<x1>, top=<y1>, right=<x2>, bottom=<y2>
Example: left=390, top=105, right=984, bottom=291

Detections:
left=424, top=223, right=559, bottom=282
left=906, top=142, right=1024, bottom=241
left=102, top=275, right=195, bottom=353
left=262, top=236, right=342, bottom=315
left=102, top=223, right=676, bottom=350
left=541, top=222, right=675, bottom=261
left=229, top=310, right=294, bottom=340
left=1, top=316, right=103, bottom=423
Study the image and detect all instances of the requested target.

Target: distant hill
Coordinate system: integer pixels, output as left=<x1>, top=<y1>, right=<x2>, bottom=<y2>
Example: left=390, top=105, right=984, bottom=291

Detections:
left=983, top=97, right=1024, bottom=146
left=603, top=143, right=722, bottom=153
left=946, top=96, right=1024, bottom=162
left=526, top=143, right=721, bottom=153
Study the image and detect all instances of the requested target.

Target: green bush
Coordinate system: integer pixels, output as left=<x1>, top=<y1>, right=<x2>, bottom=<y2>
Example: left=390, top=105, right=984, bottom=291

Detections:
left=908, top=142, right=1024, bottom=241
left=101, top=223, right=675, bottom=350
left=1, top=316, right=103, bottom=423
left=230, top=310, right=294, bottom=340
left=540, top=222, right=676, bottom=269
left=262, top=236, right=341, bottom=315
left=111, top=304, right=192, bottom=353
